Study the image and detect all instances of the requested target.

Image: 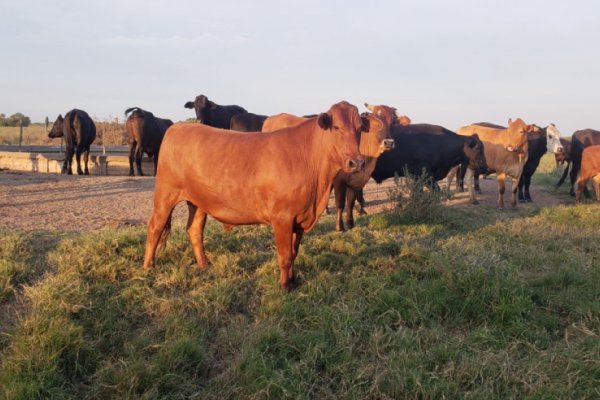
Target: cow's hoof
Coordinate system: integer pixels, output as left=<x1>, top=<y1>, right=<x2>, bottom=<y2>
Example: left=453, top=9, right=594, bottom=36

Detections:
left=475, top=189, right=482, bottom=194
left=470, top=200, right=479, bottom=205
left=358, top=209, right=367, bottom=215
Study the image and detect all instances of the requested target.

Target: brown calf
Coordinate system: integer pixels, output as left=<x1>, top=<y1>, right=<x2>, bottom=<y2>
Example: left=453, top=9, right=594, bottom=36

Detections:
left=457, top=118, right=530, bottom=208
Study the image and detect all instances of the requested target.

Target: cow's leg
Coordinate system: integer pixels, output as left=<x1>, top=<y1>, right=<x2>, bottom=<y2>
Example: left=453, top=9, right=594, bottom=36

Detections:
left=456, top=165, right=466, bottom=192
left=128, top=142, right=136, bottom=176
left=143, top=194, right=177, bottom=269
left=273, top=219, right=295, bottom=291
left=135, top=144, right=144, bottom=176
left=63, top=147, right=74, bottom=175
left=575, top=177, right=586, bottom=204
left=474, top=172, right=481, bottom=193
left=75, top=144, right=84, bottom=175
left=465, top=168, right=478, bottom=204
left=83, top=147, right=90, bottom=175
left=345, top=188, right=358, bottom=230
left=334, top=184, right=347, bottom=232
left=496, top=173, right=506, bottom=209
left=290, top=227, right=304, bottom=282
left=153, top=150, right=159, bottom=176
left=186, top=202, right=209, bottom=269
left=510, top=176, right=519, bottom=208
left=592, top=175, right=600, bottom=202
left=517, top=175, right=526, bottom=202
left=356, top=189, right=367, bottom=215
left=569, top=164, right=579, bottom=196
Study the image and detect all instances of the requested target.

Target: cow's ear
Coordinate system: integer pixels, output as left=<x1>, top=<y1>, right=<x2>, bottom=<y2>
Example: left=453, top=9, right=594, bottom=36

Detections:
left=317, top=113, right=332, bottom=130
left=360, top=115, right=371, bottom=132
left=468, top=134, right=480, bottom=147
left=397, top=115, right=411, bottom=126
left=184, top=101, right=194, bottom=109
left=508, top=118, right=513, bottom=126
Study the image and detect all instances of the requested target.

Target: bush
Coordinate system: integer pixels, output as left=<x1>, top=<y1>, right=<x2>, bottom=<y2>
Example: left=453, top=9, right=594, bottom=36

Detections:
left=387, top=169, right=453, bottom=223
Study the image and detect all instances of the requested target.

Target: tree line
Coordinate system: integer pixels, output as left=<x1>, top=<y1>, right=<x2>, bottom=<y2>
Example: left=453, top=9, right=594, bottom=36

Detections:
left=0, top=113, right=31, bottom=127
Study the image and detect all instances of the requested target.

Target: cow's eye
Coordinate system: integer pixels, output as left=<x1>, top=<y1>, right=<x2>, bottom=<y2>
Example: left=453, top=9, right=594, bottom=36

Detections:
left=333, top=125, right=341, bottom=131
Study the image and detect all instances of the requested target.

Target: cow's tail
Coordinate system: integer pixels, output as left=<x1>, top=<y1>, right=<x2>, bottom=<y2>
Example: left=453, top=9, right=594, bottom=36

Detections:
left=125, top=107, right=145, bottom=118
left=155, top=211, right=173, bottom=256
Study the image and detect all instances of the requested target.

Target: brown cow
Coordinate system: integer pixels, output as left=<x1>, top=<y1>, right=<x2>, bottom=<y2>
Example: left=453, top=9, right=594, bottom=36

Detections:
left=143, top=101, right=367, bottom=290
left=576, top=145, right=600, bottom=203
left=332, top=105, right=398, bottom=231
left=261, top=113, right=308, bottom=132
left=457, top=118, right=530, bottom=208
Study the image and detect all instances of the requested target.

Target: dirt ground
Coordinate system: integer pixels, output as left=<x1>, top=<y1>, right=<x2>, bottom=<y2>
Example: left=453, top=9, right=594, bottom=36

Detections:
left=0, top=170, right=568, bottom=232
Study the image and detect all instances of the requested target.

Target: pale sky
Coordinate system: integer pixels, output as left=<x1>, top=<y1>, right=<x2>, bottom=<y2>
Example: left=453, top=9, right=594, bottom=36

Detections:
left=1, top=0, right=599, bottom=136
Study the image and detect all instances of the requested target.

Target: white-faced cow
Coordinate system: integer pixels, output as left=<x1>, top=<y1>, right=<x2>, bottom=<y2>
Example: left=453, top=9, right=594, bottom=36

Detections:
left=125, top=107, right=173, bottom=176
left=48, top=109, right=96, bottom=175
left=184, top=94, right=247, bottom=129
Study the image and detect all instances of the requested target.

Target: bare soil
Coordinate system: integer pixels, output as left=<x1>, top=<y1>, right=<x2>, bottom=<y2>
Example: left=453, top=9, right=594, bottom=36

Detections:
left=0, top=170, right=568, bottom=232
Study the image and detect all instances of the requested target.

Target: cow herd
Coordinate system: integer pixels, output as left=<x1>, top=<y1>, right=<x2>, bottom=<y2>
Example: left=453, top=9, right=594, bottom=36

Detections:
left=45, top=94, right=600, bottom=290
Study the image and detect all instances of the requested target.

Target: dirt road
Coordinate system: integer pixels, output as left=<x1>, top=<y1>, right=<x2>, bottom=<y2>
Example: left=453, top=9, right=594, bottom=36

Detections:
left=0, top=170, right=568, bottom=232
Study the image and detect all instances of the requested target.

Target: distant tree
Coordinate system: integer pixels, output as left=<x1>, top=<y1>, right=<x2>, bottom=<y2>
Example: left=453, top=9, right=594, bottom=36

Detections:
left=8, top=113, right=31, bottom=127
left=0, top=112, right=31, bottom=127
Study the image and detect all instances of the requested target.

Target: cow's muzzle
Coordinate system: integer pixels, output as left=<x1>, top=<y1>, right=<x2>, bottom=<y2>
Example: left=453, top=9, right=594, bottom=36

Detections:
left=346, top=158, right=365, bottom=173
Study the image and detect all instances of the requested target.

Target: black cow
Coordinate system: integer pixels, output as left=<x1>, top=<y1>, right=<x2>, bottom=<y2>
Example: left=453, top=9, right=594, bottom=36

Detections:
left=371, top=124, right=487, bottom=202
left=558, top=129, right=600, bottom=196
left=230, top=112, right=268, bottom=132
left=125, top=107, right=173, bottom=176
left=48, top=109, right=96, bottom=175
left=184, top=94, right=247, bottom=129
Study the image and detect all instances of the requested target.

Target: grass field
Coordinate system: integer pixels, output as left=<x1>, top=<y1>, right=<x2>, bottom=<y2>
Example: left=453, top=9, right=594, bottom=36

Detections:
left=1, top=157, right=599, bottom=399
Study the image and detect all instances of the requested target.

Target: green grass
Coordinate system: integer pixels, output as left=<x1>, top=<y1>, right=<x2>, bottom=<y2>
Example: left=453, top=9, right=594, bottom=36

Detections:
left=1, top=155, right=599, bottom=399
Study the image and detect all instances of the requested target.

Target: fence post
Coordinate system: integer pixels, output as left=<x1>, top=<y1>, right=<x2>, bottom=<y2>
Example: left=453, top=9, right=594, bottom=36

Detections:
left=18, top=118, right=23, bottom=151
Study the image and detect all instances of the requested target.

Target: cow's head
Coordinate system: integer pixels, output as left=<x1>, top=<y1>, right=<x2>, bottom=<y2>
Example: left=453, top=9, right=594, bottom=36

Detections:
left=184, top=94, right=215, bottom=123
left=358, top=112, right=395, bottom=158
left=47, top=114, right=65, bottom=138
left=463, top=133, right=488, bottom=174
left=318, top=101, right=366, bottom=173
left=505, top=118, right=529, bottom=154
left=545, top=123, right=564, bottom=154
left=364, top=103, right=411, bottom=127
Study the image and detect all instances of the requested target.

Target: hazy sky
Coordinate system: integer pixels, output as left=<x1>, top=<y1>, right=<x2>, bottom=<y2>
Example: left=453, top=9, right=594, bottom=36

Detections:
left=1, top=0, right=599, bottom=136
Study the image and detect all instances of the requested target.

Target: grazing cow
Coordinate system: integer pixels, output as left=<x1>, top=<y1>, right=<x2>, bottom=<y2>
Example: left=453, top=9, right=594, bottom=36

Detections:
left=184, top=94, right=247, bottom=129
left=473, top=122, right=563, bottom=202
left=125, top=107, right=173, bottom=176
left=48, top=109, right=96, bottom=175
left=332, top=109, right=395, bottom=231
left=559, top=129, right=600, bottom=196
left=576, top=145, right=600, bottom=203
left=143, top=101, right=367, bottom=291
left=456, top=119, right=530, bottom=208
left=230, top=112, right=268, bottom=132
left=371, top=123, right=487, bottom=204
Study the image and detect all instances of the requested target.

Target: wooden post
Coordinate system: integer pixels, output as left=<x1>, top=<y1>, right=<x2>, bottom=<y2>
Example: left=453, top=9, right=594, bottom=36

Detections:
left=18, top=118, right=23, bottom=151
